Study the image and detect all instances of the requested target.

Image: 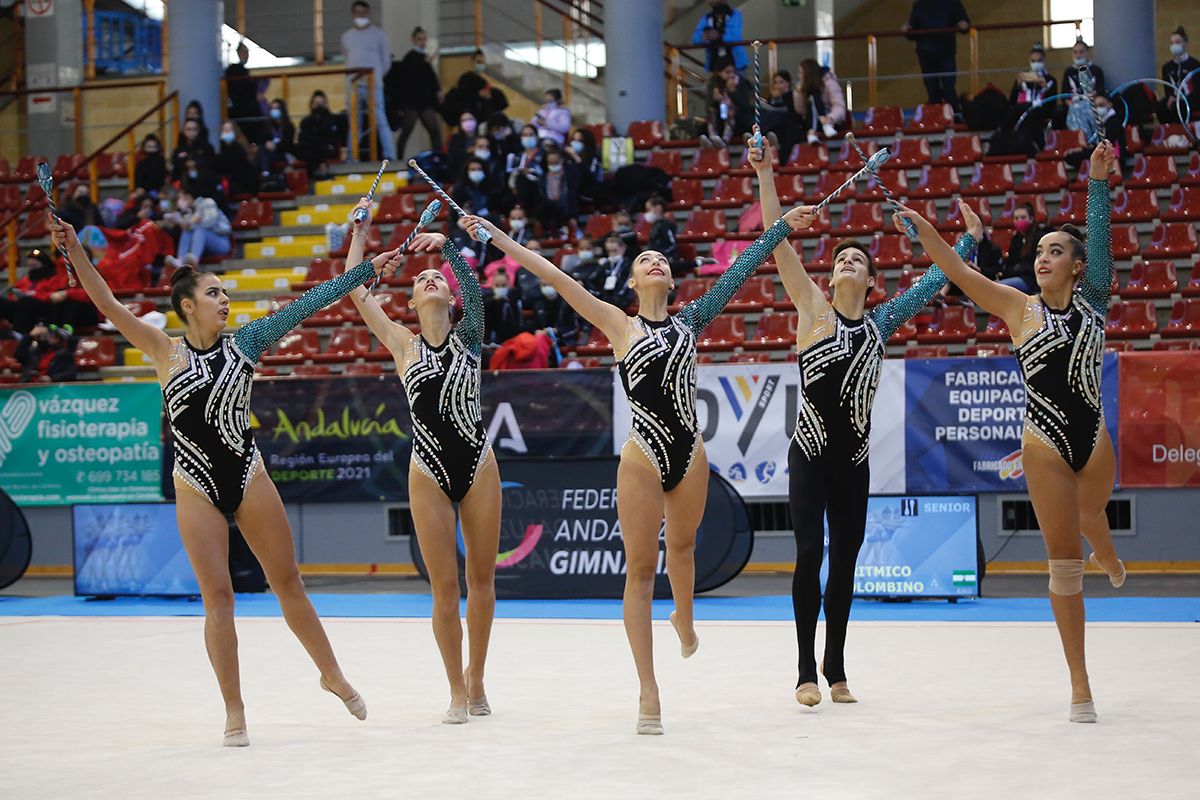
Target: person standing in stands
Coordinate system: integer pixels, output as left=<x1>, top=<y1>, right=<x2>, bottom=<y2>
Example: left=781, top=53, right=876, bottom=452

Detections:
left=297, top=90, right=346, bottom=179
left=692, top=1, right=747, bottom=74
left=901, top=0, right=970, bottom=115
left=1160, top=26, right=1200, bottom=124
left=341, top=0, right=397, bottom=161
left=225, top=41, right=265, bottom=144
left=1062, top=40, right=1106, bottom=138
left=388, top=26, right=443, bottom=159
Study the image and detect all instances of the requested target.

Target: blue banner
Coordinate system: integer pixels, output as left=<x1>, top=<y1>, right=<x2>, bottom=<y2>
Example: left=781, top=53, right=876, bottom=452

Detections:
left=904, top=354, right=1118, bottom=492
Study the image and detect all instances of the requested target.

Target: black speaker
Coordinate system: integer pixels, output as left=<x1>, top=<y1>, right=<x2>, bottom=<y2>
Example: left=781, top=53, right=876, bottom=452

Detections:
left=0, top=485, right=32, bottom=591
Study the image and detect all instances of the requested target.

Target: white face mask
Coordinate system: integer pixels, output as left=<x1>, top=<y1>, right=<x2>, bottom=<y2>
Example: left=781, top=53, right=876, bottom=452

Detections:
left=521, top=136, right=538, bottom=151
left=467, top=170, right=485, bottom=184
left=644, top=212, right=658, bottom=224
left=1170, top=43, right=1186, bottom=57
left=1073, top=55, right=1088, bottom=66
left=548, top=163, right=563, bottom=173
left=571, top=140, right=585, bottom=154
left=510, top=218, right=526, bottom=231
left=353, top=16, right=370, bottom=28
left=492, top=286, right=509, bottom=299
left=474, top=148, right=490, bottom=160
left=540, top=284, right=558, bottom=299
left=577, top=250, right=594, bottom=262
left=220, top=131, right=235, bottom=143
left=1030, top=61, right=1045, bottom=73
left=475, top=62, right=487, bottom=72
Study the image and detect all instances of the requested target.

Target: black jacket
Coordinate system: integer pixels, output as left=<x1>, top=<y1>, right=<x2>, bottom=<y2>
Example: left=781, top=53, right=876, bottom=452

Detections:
left=1162, top=55, right=1200, bottom=100
left=134, top=153, right=168, bottom=194
left=298, top=109, right=347, bottom=162
left=906, top=0, right=969, bottom=54
left=385, top=51, right=441, bottom=110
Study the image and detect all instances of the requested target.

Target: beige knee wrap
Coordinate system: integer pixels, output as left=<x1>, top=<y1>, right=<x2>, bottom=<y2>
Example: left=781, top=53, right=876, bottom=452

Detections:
left=1048, top=559, right=1085, bottom=595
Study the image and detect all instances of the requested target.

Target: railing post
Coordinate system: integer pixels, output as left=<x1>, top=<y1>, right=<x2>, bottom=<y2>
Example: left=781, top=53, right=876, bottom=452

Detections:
left=89, top=158, right=99, bottom=199
left=156, top=82, right=165, bottom=135
left=282, top=75, right=290, bottom=112
left=220, top=78, right=228, bottom=123
left=668, top=47, right=680, bottom=122
left=866, top=34, right=877, bottom=108
left=768, top=41, right=778, bottom=84
left=535, top=1, right=543, bottom=67
left=314, top=0, right=325, bottom=66
left=367, top=70, right=378, bottom=162
left=161, top=0, right=169, bottom=76
left=84, top=0, right=96, bottom=80
left=237, top=0, right=246, bottom=38
left=562, top=13, right=572, bottom=105
left=349, top=75, right=359, bottom=161
left=127, top=131, right=137, bottom=195
left=73, top=87, right=83, bottom=154
left=969, top=27, right=979, bottom=97
left=171, top=92, right=180, bottom=144
left=7, top=219, right=17, bottom=286
left=475, top=0, right=483, bottom=50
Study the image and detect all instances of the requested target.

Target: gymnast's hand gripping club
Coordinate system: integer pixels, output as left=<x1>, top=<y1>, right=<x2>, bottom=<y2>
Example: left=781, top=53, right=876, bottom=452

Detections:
left=845, top=133, right=918, bottom=243
left=365, top=198, right=443, bottom=292
left=407, top=158, right=491, bottom=244
left=812, top=148, right=891, bottom=212
left=35, top=162, right=78, bottom=287
left=352, top=159, right=390, bottom=224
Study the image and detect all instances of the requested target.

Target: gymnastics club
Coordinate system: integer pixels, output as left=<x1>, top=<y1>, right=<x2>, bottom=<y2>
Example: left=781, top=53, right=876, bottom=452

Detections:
left=35, top=162, right=78, bottom=287
left=406, top=158, right=491, bottom=244
left=1077, top=66, right=1105, bottom=146
left=365, top=199, right=442, bottom=292
left=812, top=148, right=891, bottom=212
left=352, top=159, right=390, bottom=224
left=751, top=40, right=763, bottom=148
left=845, top=133, right=918, bottom=242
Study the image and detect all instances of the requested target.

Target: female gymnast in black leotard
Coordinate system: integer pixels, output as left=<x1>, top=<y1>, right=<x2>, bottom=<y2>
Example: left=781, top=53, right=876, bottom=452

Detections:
left=748, top=139, right=981, bottom=709
left=894, top=140, right=1125, bottom=723
left=49, top=213, right=400, bottom=747
left=343, top=198, right=500, bottom=725
left=459, top=207, right=811, bottom=734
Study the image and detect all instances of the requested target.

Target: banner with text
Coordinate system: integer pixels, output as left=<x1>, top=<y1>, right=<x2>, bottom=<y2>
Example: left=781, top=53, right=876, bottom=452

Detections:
left=0, top=384, right=163, bottom=506
left=1117, top=351, right=1200, bottom=487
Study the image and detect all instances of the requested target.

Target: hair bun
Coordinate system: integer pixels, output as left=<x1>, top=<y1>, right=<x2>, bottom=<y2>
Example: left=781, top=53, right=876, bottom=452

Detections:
left=1058, top=223, right=1085, bottom=241
left=169, top=264, right=197, bottom=285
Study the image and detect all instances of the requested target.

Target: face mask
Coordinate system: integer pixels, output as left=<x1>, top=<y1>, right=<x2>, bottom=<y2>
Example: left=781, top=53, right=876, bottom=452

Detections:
left=1074, top=56, right=1088, bottom=66
left=474, top=149, right=491, bottom=160
left=1013, top=217, right=1032, bottom=234
left=548, top=163, right=563, bottom=173
left=540, top=284, right=558, bottom=299
left=461, top=119, right=477, bottom=134
left=353, top=16, right=370, bottom=28
left=578, top=250, right=594, bottom=262
left=145, top=147, right=159, bottom=155
left=413, top=46, right=426, bottom=55
left=220, top=131, right=235, bottom=144
left=510, top=218, right=526, bottom=231
left=644, top=212, right=658, bottom=224
left=1030, top=61, right=1045, bottom=73
left=270, top=108, right=282, bottom=120
left=187, top=170, right=198, bottom=180
left=571, top=140, right=585, bottom=154
left=475, top=62, right=487, bottom=72
left=521, top=136, right=538, bottom=150
left=492, top=286, right=509, bottom=299
left=313, top=104, right=328, bottom=114
left=467, top=170, right=485, bottom=184
left=1170, top=43, right=1186, bottom=57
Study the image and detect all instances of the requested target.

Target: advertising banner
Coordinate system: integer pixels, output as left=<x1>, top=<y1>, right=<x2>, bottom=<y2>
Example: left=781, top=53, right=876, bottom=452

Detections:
left=73, top=503, right=199, bottom=596
left=252, top=370, right=614, bottom=502
left=0, top=384, right=163, bottom=506
left=410, top=457, right=753, bottom=599
left=1117, top=351, right=1200, bottom=487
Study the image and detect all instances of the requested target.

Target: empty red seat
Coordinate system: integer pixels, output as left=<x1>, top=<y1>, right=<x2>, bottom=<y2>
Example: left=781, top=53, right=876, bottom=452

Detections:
left=670, top=278, right=712, bottom=311
left=909, top=166, right=960, bottom=199
left=19, top=213, right=48, bottom=240
left=1163, top=299, right=1200, bottom=337
left=375, top=193, right=417, bottom=223
left=962, top=162, right=1014, bottom=196
left=332, top=224, right=382, bottom=257
left=893, top=269, right=924, bottom=295
left=995, top=195, right=1049, bottom=227
left=1111, top=225, right=1140, bottom=259
left=1146, top=123, right=1192, bottom=155
left=384, top=223, right=418, bottom=251
left=869, top=235, right=913, bottom=269
left=1181, top=153, right=1200, bottom=187
left=370, top=289, right=413, bottom=322
left=812, top=275, right=834, bottom=302
left=745, top=312, right=798, bottom=350
left=934, top=134, right=982, bottom=166
left=678, top=210, right=727, bottom=242
left=782, top=143, right=830, bottom=174
left=627, top=120, right=664, bottom=149
left=988, top=228, right=1013, bottom=257
left=855, top=106, right=904, bottom=136
left=1037, top=129, right=1086, bottom=160
left=1105, top=300, right=1158, bottom=338
left=1105, top=341, right=1135, bottom=352
left=1110, top=189, right=1159, bottom=223
left=1124, top=125, right=1144, bottom=154
left=1120, top=260, right=1177, bottom=298
left=1125, top=155, right=1177, bottom=190
left=315, top=327, right=373, bottom=362
left=1143, top=224, right=1198, bottom=259
left=74, top=336, right=116, bottom=369
left=231, top=199, right=272, bottom=230
left=806, top=238, right=836, bottom=272
left=727, top=352, right=772, bottom=363
left=831, top=202, right=884, bottom=236
left=1183, top=260, right=1200, bottom=297
left=576, top=325, right=612, bottom=355
left=292, top=364, right=332, bottom=377
left=731, top=144, right=780, bottom=177
left=262, top=330, right=321, bottom=365
left=1051, top=190, right=1087, bottom=226
left=1070, top=156, right=1123, bottom=189
left=51, top=153, right=85, bottom=181
left=726, top=276, right=774, bottom=312
left=645, top=149, right=683, bottom=176
left=903, top=103, right=953, bottom=134
left=302, top=296, right=359, bottom=327
left=1152, top=340, right=1200, bottom=351
left=790, top=206, right=832, bottom=239
left=904, top=345, right=949, bottom=359
left=1163, top=187, right=1200, bottom=222
left=889, top=319, right=918, bottom=344
left=702, top=176, right=753, bottom=208
left=344, top=362, right=384, bottom=376
left=1017, top=159, right=1068, bottom=193
left=831, top=137, right=878, bottom=170
left=805, top=169, right=854, bottom=204
left=393, top=252, right=441, bottom=286
left=94, top=152, right=121, bottom=179
left=683, top=148, right=730, bottom=178
left=977, top=314, right=1010, bottom=343
left=775, top=174, right=806, bottom=204
left=940, top=197, right=992, bottom=232
left=583, top=213, right=615, bottom=240
left=293, top=257, right=342, bottom=290
left=696, top=315, right=746, bottom=351
left=0, top=185, right=20, bottom=211
left=882, top=137, right=931, bottom=169
left=668, top=178, right=704, bottom=210
left=857, top=170, right=909, bottom=202
left=964, top=344, right=1011, bottom=357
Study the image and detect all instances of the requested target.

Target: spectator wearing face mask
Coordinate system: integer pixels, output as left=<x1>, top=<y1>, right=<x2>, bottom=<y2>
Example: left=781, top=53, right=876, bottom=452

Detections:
left=258, top=98, right=296, bottom=178
left=451, top=157, right=501, bottom=223
left=212, top=120, right=259, bottom=199
left=987, top=43, right=1059, bottom=157
left=524, top=276, right=583, bottom=347
left=641, top=196, right=695, bottom=277
left=134, top=134, right=168, bottom=195
left=298, top=90, right=346, bottom=179
left=481, top=269, right=523, bottom=348
left=115, top=192, right=160, bottom=231
left=467, top=135, right=503, bottom=189
left=978, top=202, right=1043, bottom=294
left=1063, top=93, right=1126, bottom=171
left=57, top=184, right=102, bottom=231
left=172, top=116, right=215, bottom=183
left=16, top=323, right=78, bottom=383
left=559, top=236, right=599, bottom=281
left=537, top=147, right=577, bottom=235
left=1062, top=39, right=1106, bottom=137
left=533, top=89, right=571, bottom=146
left=0, top=250, right=95, bottom=334
left=564, top=128, right=604, bottom=202
left=446, top=112, right=480, bottom=183
left=590, top=233, right=636, bottom=310
left=1160, top=26, right=1200, bottom=124
left=342, top=0, right=396, bottom=160
left=487, top=113, right=521, bottom=160
left=442, top=50, right=509, bottom=128
left=387, top=26, right=444, bottom=159
left=505, top=125, right=545, bottom=214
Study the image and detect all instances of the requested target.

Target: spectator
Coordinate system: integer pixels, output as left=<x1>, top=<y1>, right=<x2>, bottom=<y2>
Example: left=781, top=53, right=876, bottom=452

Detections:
left=1062, top=39, right=1106, bottom=137
left=817, top=63, right=848, bottom=132
left=504, top=206, right=533, bottom=247
left=172, top=117, right=215, bottom=183
left=722, top=62, right=756, bottom=138
left=591, top=232, right=636, bottom=310
left=487, top=113, right=521, bottom=160
left=704, top=72, right=736, bottom=145
left=258, top=98, right=296, bottom=179
left=0, top=250, right=94, bottom=334
left=17, top=323, right=77, bottom=383
left=469, top=134, right=504, bottom=190
left=761, top=70, right=803, bottom=157
left=795, top=59, right=837, bottom=144
left=1160, top=26, right=1200, bottom=124
left=560, top=236, right=599, bottom=280
left=1064, top=93, right=1127, bottom=171
left=114, top=191, right=159, bottom=230
left=446, top=112, right=480, bottom=182
left=134, top=134, right=168, bottom=195
left=533, top=89, right=571, bottom=146
left=692, top=1, right=747, bottom=73
left=57, top=183, right=102, bottom=231
left=451, top=157, right=502, bottom=222
left=213, top=120, right=259, bottom=199
left=901, top=0, right=970, bottom=115
left=524, top=276, right=583, bottom=347
left=341, top=0, right=397, bottom=160
left=980, top=202, right=1043, bottom=293
left=564, top=128, right=604, bottom=202
left=225, top=40, right=265, bottom=143
left=537, top=147, right=576, bottom=235
left=79, top=223, right=173, bottom=294
left=642, top=196, right=693, bottom=277
left=180, top=157, right=221, bottom=203
left=387, top=26, right=443, bottom=159
left=481, top=269, right=523, bottom=348
left=163, top=189, right=232, bottom=268
left=505, top=125, right=545, bottom=212
left=183, top=100, right=211, bottom=145
left=486, top=236, right=541, bottom=291
left=442, top=51, right=509, bottom=126
left=297, top=90, right=346, bottom=179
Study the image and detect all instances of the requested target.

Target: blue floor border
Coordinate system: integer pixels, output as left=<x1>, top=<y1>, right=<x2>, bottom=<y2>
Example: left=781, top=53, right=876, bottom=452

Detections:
left=1, top=594, right=1197, bottom=623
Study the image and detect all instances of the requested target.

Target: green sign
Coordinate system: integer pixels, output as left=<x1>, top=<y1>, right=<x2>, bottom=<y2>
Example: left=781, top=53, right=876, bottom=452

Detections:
left=0, top=383, right=163, bottom=506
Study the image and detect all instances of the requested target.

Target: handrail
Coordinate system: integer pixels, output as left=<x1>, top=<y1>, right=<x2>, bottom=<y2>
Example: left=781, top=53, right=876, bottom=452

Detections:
left=2, top=90, right=182, bottom=282
left=667, top=20, right=1086, bottom=51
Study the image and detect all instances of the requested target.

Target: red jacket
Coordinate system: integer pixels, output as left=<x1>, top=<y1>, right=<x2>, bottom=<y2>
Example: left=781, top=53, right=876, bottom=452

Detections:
left=94, top=221, right=174, bottom=291
left=489, top=331, right=552, bottom=371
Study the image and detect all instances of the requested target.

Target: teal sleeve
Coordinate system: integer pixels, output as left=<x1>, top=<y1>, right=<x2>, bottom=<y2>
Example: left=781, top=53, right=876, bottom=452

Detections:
left=1080, top=177, right=1113, bottom=313
left=871, top=233, right=976, bottom=340
left=678, top=217, right=792, bottom=334
left=234, top=258, right=375, bottom=363
left=445, top=241, right=483, bottom=355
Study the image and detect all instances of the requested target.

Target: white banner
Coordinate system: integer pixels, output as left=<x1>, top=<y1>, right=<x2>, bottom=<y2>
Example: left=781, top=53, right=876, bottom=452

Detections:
left=614, top=362, right=906, bottom=498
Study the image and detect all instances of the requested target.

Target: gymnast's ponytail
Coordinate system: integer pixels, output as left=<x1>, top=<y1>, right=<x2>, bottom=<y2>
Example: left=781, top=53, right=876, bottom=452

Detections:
left=170, top=264, right=204, bottom=323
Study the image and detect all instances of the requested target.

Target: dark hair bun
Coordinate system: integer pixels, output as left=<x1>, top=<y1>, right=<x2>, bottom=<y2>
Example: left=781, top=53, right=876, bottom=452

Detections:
left=170, top=264, right=197, bottom=285
left=1058, top=223, right=1084, bottom=241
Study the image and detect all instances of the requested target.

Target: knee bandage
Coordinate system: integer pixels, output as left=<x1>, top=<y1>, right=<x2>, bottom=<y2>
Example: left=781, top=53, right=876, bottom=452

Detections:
left=1048, top=558, right=1085, bottom=595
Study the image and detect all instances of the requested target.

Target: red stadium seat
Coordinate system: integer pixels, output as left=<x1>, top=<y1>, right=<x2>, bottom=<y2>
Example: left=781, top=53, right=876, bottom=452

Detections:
left=933, top=134, right=982, bottom=166
left=1124, top=125, right=1144, bottom=154
left=375, top=193, right=417, bottom=223
left=832, top=137, right=878, bottom=170
left=678, top=210, right=727, bottom=242
left=812, top=275, right=834, bottom=301
left=645, top=149, right=683, bottom=176
left=1120, top=260, right=1177, bottom=298
left=626, top=120, right=664, bottom=149
left=889, top=319, right=918, bottom=344
left=1036, top=129, right=1085, bottom=160
left=1183, top=260, right=1200, bottom=297
left=988, top=228, right=1013, bottom=257
left=893, top=269, right=923, bottom=295
left=869, top=235, right=913, bottom=269
left=882, top=138, right=931, bottom=170
left=977, top=314, right=1011, bottom=343
left=1152, top=340, right=1200, bottom=351
left=831, top=202, right=884, bottom=236
left=940, top=197, right=992, bottom=232
left=964, top=344, right=1011, bottom=357
left=702, top=176, right=753, bottom=208
left=1070, top=156, right=1123, bottom=189
left=855, top=106, right=904, bottom=137
left=1125, top=155, right=1177, bottom=190
left=1111, top=225, right=1141, bottom=260
left=261, top=330, right=321, bottom=365
left=683, top=148, right=730, bottom=178
left=1181, top=153, right=1200, bottom=187
left=332, top=224, right=382, bottom=257
left=1051, top=191, right=1087, bottom=226
left=1104, top=341, right=1135, bottom=353
left=292, top=364, right=332, bottom=377
left=6, top=157, right=41, bottom=184
left=314, top=327, right=373, bottom=362
left=726, top=276, right=774, bottom=312
left=74, top=336, right=116, bottom=370
left=1105, top=300, right=1158, bottom=338
left=909, top=166, right=960, bottom=199
left=293, top=257, right=342, bottom=290
left=1146, top=123, right=1192, bottom=155
left=583, top=213, right=615, bottom=240
left=731, top=144, right=780, bottom=177
left=857, top=170, right=909, bottom=202
left=806, top=238, right=836, bottom=272
left=1016, top=159, right=1068, bottom=193
left=94, top=152, right=123, bottom=179
left=995, top=195, right=1049, bottom=227
left=696, top=315, right=746, bottom=351
left=904, top=345, right=949, bottom=359
left=962, top=163, right=1014, bottom=196
left=668, top=178, right=704, bottom=210
left=1110, top=189, right=1159, bottom=223
left=392, top=252, right=441, bottom=286
left=1163, top=187, right=1200, bottom=222
left=576, top=326, right=612, bottom=355
left=370, top=289, right=413, bottom=322
left=51, top=153, right=85, bottom=181
left=670, top=278, right=712, bottom=312
left=775, top=174, right=806, bottom=204
left=1143, top=224, right=1198, bottom=259
left=745, top=312, right=798, bottom=350
left=231, top=199, right=272, bottom=230
left=0, top=185, right=21, bottom=212
left=1163, top=299, right=1200, bottom=337
left=727, top=351, right=772, bottom=363
left=384, top=223, right=418, bottom=251
left=19, top=213, right=48, bottom=240
left=782, top=143, right=830, bottom=174
left=302, top=296, right=359, bottom=327
left=903, top=103, right=953, bottom=134
left=804, top=169, right=854, bottom=204
left=344, top=362, right=384, bottom=376
left=866, top=277, right=888, bottom=307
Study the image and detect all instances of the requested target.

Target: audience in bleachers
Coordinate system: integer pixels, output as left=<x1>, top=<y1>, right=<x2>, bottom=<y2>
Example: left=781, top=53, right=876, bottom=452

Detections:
left=57, top=184, right=102, bottom=231
left=451, top=156, right=502, bottom=223
left=0, top=251, right=92, bottom=334
left=134, top=134, right=168, bottom=195
left=506, top=125, right=545, bottom=212
left=533, top=89, right=572, bottom=147
left=481, top=269, right=524, bottom=353
left=703, top=63, right=755, bottom=146
left=988, top=43, right=1057, bottom=157
left=591, top=233, right=636, bottom=311
left=795, top=58, right=844, bottom=143
left=762, top=70, right=804, bottom=157
left=183, top=100, right=211, bottom=144
left=1160, top=26, right=1199, bottom=125
left=172, top=116, right=215, bottom=184
left=446, top=112, right=480, bottom=182
left=442, top=50, right=509, bottom=128
left=213, top=120, right=259, bottom=200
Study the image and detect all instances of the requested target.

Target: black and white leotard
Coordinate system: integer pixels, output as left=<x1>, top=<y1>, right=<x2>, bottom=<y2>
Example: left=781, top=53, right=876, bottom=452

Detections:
left=400, top=242, right=490, bottom=502
left=163, top=259, right=376, bottom=514
left=1015, top=178, right=1111, bottom=472
left=618, top=218, right=792, bottom=490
